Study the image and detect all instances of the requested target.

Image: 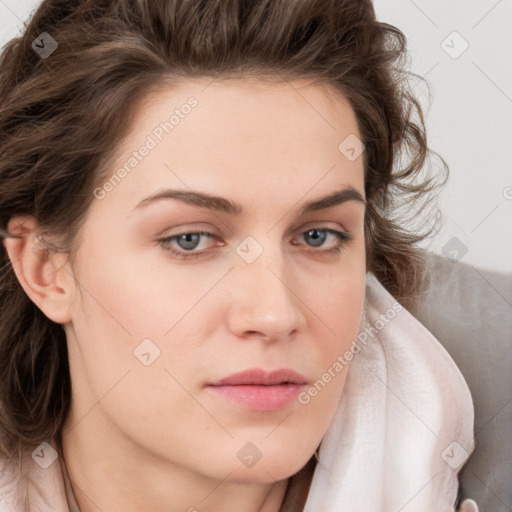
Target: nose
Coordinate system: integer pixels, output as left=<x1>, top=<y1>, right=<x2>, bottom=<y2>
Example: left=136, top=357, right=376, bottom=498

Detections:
left=226, top=243, right=307, bottom=343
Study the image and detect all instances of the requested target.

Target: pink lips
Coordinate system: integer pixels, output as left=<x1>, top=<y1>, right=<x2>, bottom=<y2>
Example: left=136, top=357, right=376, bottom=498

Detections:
left=206, top=368, right=308, bottom=412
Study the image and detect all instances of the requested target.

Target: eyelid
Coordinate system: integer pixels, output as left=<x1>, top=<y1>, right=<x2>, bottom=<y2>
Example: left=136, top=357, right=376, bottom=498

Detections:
left=156, top=222, right=220, bottom=238
left=158, top=222, right=349, bottom=243
left=158, top=223, right=353, bottom=261
left=160, top=220, right=349, bottom=238
left=295, top=220, right=350, bottom=234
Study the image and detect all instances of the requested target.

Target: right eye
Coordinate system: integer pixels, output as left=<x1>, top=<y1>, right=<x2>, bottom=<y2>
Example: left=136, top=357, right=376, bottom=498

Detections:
left=158, top=231, right=219, bottom=260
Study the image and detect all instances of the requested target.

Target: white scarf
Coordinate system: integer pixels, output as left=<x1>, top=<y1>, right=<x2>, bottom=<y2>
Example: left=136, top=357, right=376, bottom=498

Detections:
left=304, top=272, right=478, bottom=512
left=0, top=272, right=479, bottom=511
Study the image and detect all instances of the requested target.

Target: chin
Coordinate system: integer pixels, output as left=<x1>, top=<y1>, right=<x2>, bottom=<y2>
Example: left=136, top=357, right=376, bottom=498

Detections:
left=218, top=447, right=314, bottom=484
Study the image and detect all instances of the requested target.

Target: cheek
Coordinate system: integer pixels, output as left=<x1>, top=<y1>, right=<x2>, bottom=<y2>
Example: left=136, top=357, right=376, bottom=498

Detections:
left=67, top=239, right=218, bottom=400
left=304, top=262, right=366, bottom=349
left=299, top=266, right=366, bottom=407
left=66, top=246, right=204, bottom=430
left=326, top=278, right=366, bottom=346
left=72, top=239, right=206, bottom=340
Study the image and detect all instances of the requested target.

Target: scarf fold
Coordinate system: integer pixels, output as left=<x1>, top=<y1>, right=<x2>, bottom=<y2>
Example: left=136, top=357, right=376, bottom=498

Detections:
left=0, top=272, right=478, bottom=511
left=304, top=272, right=478, bottom=512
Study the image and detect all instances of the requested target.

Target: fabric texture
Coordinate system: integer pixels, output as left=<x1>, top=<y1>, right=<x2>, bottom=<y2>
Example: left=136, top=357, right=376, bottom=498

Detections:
left=0, top=270, right=480, bottom=511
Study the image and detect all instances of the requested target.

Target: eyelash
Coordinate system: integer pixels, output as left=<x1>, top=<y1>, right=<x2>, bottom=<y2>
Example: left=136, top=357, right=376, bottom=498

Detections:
left=158, top=228, right=353, bottom=260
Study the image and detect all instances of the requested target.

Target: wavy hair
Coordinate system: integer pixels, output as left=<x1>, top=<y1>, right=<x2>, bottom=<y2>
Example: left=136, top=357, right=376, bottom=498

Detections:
left=0, top=0, right=447, bottom=462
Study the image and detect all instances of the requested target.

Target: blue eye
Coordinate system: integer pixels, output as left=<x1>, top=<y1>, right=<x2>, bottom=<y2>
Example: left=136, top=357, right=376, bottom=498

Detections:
left=158, top=227, right=352, bottom=260
left=301, top=228, right=346, bottom=248
left=159, top=231, right=214, bottom=259
left=172, top=232, right=207, bottom=251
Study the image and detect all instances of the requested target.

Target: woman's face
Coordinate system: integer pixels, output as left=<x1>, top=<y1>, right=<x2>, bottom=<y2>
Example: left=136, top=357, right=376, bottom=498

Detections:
left=62, top=77, right=367, bottom=483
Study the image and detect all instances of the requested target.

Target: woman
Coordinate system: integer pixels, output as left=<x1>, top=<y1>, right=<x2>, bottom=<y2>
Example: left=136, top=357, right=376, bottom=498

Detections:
left=0, top=1, right=479, bottom=510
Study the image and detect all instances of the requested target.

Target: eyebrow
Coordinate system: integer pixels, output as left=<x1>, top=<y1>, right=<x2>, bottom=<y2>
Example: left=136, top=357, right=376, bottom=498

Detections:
left=130, top=185, right=366, bottom=215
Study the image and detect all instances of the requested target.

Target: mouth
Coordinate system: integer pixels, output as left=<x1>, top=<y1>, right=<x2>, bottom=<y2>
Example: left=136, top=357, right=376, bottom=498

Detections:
left=208, top=368, right=308, bottom=386
left=206, top=368, right=308, bottom=412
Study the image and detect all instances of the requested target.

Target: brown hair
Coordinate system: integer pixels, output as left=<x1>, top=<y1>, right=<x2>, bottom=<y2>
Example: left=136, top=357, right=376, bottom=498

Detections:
left=0, top=0, right=447, bottom=463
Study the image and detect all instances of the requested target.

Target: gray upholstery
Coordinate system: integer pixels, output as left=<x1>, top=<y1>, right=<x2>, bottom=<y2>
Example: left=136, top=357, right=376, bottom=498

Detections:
left=412, top=252, right=512, bottom=512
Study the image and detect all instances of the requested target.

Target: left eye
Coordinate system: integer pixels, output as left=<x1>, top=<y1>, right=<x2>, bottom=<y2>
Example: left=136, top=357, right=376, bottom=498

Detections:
left=159, top=227, right=352, bottom=260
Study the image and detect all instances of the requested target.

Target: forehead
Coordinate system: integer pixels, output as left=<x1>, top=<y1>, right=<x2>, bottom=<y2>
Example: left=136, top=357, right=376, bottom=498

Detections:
left=92, top=77, right=364, bottom=217
left=124, top=76, right=361, bottom=148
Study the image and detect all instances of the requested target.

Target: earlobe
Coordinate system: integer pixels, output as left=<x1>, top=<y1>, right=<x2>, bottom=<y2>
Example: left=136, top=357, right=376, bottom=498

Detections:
left=3, top=215, right=73, bottom=324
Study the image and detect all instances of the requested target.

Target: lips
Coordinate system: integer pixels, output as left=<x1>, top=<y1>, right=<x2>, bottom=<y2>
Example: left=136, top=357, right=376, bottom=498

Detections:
left=208, top=368, right=308, bottom=386
left=206, top=368, right=308, bottom=412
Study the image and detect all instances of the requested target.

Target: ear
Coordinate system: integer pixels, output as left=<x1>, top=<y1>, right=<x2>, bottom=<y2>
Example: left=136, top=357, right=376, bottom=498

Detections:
left=2, top=215, right=74, bottom=324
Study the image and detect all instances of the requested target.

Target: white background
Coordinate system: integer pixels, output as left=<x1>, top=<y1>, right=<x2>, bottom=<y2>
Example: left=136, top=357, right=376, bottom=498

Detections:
left=1, top=0, right=511, bottom=273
